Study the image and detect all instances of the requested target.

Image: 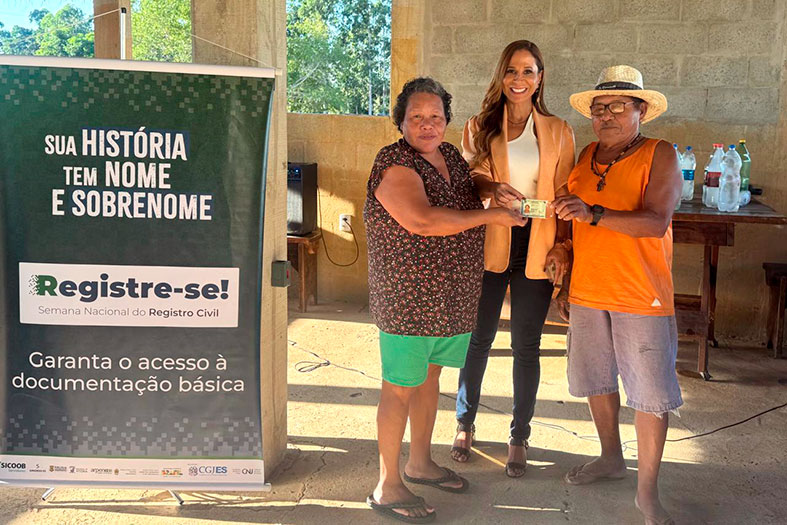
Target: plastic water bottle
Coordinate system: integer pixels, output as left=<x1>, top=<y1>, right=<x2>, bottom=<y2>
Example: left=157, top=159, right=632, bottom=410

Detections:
left=737, top=139, right=751, bottom=191
left=702, top=144, right=724, bottom=208
left=718, top=145, right=741, bottom=212
left=738, top=189, right=751, bottom=207
left=702, top=148, right=712, bottom=206
left=673, top=144, right=683, bottom=210
left=681, top=146, right=696, bottom=201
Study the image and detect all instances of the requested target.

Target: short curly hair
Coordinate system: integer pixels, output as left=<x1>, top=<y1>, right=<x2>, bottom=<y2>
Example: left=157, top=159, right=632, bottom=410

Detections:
left=392, top=77, right=452, bottom=133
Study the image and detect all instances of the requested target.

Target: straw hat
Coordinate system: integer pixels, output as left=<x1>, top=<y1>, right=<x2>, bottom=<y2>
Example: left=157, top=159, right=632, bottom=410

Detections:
left=569, top=65, right=668, bottom=124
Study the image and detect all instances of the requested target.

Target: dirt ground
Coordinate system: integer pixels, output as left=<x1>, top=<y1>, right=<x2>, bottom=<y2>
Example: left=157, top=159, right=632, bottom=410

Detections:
left=2, top=300, right=786, bottom=524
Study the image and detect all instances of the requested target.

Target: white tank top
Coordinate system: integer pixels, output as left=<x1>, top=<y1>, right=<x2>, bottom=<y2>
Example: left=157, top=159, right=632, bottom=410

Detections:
left=507, top=112, right=540, bottom=199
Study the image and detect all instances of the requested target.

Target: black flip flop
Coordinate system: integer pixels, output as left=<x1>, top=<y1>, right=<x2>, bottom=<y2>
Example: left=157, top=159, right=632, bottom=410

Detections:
left=403, top=467, right=469, bottom=494
left=366, top=494, right=436, bottom=523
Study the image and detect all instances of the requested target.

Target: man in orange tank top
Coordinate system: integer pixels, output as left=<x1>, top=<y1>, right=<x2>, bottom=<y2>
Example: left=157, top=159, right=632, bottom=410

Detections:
left=553, top=66, right=682, bottom=525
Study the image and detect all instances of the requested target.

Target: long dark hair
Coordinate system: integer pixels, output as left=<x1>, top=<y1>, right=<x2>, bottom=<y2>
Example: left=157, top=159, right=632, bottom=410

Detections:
left=471, top=40, right=552, bottom=167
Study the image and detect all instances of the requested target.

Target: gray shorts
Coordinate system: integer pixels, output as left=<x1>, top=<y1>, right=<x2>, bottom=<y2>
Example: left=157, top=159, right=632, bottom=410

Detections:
left=567, top=304, right=683, bottom=414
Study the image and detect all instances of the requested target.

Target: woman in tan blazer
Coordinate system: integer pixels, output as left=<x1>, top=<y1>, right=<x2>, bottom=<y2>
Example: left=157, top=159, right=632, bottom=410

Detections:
left=452, top=40, right=575, bottom=478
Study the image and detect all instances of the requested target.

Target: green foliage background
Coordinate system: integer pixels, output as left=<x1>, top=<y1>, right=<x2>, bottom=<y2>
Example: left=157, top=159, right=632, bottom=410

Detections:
left=0, top=5, right=94, bottom=57
left=131, top=0, right=191, bottom=63
left=287, top=0, right=391, bottom=115
left=0, top=1, right=191, bottom=62
left=0, top=1, right=391, bottom=115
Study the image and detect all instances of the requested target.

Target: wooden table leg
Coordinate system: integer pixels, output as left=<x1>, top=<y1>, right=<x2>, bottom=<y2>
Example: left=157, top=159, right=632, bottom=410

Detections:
left=776, top=277, right=786, bottom=359
left=287, top=233, right=321, bottom=314
left=767, top=282, right=778, bottom=350
left=707, top=245, right=720, bottom=348
left=699, top=245, right=713, bottom=380
left=697, top=336, right=710, bottom=381
left=297, top=243, right=307, bottom=313
left=304, top=241, right=318, bottom=309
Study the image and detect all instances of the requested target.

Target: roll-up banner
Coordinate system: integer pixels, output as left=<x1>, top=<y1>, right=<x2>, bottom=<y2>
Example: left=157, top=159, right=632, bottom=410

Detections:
left=0, top=56, right=274, bottom=490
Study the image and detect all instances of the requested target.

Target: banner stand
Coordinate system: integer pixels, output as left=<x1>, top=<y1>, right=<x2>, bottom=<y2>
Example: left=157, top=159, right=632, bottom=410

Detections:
left=40, top=487, right=187, bottom=505
left=0, top=56, right=274, bottom=498
left=38, top=481, right=272, bottom=505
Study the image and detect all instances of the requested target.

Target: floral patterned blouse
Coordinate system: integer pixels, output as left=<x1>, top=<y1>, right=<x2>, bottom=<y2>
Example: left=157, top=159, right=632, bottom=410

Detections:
left=363, top=138, right=485, bottom=337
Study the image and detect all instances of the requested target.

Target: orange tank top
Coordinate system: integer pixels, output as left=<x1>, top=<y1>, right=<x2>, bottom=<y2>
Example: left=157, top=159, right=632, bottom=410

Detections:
left=567, top=138, right=674, bottom=316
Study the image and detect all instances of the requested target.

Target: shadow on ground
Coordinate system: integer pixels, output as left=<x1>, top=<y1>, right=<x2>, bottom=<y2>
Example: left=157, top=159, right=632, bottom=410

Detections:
left=2, top=302, right=786, bottom=524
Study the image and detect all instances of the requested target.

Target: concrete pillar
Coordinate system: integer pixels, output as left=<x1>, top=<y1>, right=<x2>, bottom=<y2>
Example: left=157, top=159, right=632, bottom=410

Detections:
left=93, top=0, right=132, bottom=59
left=777, top=6, right=787, bottom=181
left=390, top=0, right=425, bottom=111
left=192, top=0, right=289, bottom=477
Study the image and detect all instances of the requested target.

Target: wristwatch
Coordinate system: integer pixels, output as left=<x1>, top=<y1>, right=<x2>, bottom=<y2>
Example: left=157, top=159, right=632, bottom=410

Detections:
left=590, top=204, right=605, bottom=226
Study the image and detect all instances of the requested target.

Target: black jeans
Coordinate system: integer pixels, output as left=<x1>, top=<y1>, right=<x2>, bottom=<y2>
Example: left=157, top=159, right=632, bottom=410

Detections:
left=455, top=223, right=553, bottom=441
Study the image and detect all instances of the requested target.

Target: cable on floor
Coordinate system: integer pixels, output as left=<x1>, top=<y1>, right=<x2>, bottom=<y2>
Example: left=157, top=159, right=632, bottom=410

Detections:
left=288, top=340, right=787, bottom=446
left=290, top=340, right=377, bottom=380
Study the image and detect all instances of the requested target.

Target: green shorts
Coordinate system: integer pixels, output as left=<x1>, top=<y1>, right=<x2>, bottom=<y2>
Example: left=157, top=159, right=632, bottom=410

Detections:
left=379, top=330, right=471, bottom=387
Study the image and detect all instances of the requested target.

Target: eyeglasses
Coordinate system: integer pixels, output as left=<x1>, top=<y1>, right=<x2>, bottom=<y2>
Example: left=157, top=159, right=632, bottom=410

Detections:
left=589, top=101, right=636, bottom=116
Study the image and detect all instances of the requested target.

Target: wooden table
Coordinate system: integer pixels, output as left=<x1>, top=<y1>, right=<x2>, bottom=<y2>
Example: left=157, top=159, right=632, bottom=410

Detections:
left=287, top=231, right=321, bottom=312
left=673, top=198, right=787, bottom=380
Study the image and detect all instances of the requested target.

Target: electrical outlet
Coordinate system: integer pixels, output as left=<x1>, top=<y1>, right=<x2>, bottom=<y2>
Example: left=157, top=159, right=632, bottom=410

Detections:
left=339, top=214, right=352, bottom=232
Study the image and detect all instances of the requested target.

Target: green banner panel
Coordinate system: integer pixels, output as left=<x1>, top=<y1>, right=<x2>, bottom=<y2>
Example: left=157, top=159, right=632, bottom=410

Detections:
left=0, top=57, right=274, bottom=489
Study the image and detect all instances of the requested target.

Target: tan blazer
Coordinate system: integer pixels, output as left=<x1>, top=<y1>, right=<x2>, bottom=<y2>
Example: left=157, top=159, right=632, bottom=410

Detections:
left=461, top=106, right=576, bottom=279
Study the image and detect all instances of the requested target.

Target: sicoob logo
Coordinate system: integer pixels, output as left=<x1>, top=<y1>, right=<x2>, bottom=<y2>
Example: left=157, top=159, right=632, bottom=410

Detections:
left=30, top=273, right=230, bottom=303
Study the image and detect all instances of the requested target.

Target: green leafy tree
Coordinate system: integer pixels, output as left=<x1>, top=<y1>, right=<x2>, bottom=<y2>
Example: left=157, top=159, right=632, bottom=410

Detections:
left=287, top=0, right=347, bottom=113
left=0, top=21, right=37, bottom=55
left=287, top=0, right=391, bottom=115
left=34, top=6, right=94, bottom=57
left=29, top=10, right=49, bottom=26
left=0, top=2, right=191, bottom=62
left=0, top=5, right=93, bottom=57
left=131, top=0, right=191, bottom=62
left=333, top=0, right=390, bottom=115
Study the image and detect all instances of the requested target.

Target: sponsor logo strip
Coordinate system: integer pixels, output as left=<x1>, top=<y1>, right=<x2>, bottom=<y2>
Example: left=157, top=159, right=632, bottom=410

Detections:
left=0, top=455, right=263, bottom=485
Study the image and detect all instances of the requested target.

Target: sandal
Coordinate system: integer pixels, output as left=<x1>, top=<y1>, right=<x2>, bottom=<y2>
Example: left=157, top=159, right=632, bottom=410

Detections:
left=403, top=466, right=469, bottom=494
left=366, top=494, right=436, bottom=523
left=634, top=495, right=675, bottom=525
left=564, top=462, right=627, bottom=485
left=505, top=437, right=528, bottom=478
left=450, top=422, right=475, bottom=463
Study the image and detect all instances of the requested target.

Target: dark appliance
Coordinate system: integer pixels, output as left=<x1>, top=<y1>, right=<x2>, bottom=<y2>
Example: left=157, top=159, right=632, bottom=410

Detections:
left=287, top=162, right=317, bottom=235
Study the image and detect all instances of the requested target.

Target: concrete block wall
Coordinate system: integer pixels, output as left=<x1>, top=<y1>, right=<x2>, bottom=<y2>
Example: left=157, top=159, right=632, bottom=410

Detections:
left=288, top=0, right=787, bottom=342
left=426, top=0, right=784, bottom=142
left=287, top=114, right=400, bottom=304
left=422, top=0, right=787, bottom=341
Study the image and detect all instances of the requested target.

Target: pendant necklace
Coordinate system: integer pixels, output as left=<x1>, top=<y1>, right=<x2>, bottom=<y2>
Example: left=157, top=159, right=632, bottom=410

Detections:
left=591, top=133, right=644, bottom=191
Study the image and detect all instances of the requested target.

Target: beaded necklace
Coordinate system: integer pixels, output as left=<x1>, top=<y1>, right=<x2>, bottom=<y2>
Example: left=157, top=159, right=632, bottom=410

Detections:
left=591, top=133, right=644, bottom=191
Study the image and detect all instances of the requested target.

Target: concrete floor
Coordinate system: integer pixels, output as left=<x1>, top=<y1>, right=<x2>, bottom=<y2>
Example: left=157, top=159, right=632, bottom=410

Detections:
left=2, top=300, right=786, bottom=524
